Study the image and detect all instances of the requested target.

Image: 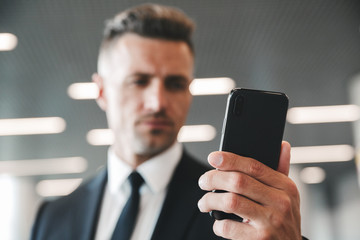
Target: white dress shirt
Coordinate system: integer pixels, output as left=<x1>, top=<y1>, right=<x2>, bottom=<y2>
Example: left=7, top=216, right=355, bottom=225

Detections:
left=95, top=142, right=183, bottom=240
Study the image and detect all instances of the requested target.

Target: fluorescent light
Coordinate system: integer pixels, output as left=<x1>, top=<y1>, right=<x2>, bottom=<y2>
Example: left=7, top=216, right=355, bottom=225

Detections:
left=0, top=176, right=16, bottom=239
left=190, top=78, right=235, bottom=95
left=300, top=167, right=326, bottom=184
left=87, top=125, right=217, bottom=145
left=67, top=82, right=99, bottom=100
left=0, top=157, right=87, bottom=176
left=287, top=105, right=360, bottom=124
left=0, top=33, right=18, bottom=51
left=177, top=124, right=217, bottom=142
left=291, top=144, right=355, bottom=164
left=36, top=178, right=83, bottom=197
left=0, top=117, right=66, bottom=136
left=87, top=129, right=114, bottom=146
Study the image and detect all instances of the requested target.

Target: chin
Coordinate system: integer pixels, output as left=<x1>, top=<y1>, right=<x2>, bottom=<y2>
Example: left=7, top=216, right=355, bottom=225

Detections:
left=133, top=135, right=175, bottom=157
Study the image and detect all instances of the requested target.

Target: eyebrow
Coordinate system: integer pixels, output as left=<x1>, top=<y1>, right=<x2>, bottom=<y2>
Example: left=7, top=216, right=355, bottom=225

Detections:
left=125, top=72, right=152, bottom=79
left=126, top=72, right=191, bottom=82
left=165, top=74, right=190, bottom=82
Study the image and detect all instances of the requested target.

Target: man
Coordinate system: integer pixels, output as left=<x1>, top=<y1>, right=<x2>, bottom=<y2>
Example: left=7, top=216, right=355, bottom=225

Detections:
left=31, top=4, right=303, bottom=240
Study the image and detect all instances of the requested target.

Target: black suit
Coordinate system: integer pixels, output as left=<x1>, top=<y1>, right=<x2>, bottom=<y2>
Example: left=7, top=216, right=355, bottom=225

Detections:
left=31, top=151, right=223, bottom=240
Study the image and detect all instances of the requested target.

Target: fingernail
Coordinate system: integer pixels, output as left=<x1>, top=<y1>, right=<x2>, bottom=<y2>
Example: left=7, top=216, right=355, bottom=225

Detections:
left=197, top=198, right=204, bottom=211
left=208, top=153, right=223, bottom=168
left=198, top=175, right=205, bottom=188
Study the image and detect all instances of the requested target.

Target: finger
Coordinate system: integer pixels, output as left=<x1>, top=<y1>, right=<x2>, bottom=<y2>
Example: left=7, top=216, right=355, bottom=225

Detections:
left=198, top=192, right=265, bottom=221
left=207, top=151, right=290, bottom=190
left=213, top=219, right=256, bottom=240
left=277, top=141, right=291, bottom=176
left=199, top=170, right=282, bottom=206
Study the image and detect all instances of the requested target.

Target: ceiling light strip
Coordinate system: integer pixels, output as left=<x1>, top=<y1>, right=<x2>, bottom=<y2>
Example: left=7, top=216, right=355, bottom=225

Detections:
left=0, top=117, right=66, bottom=136
left=287, top=105, right=360, bottom=124
left=0, top=157, right=87, bottom=176
left=36, top=178, right=83, bottom=197
left=87, top=124, right=217, bottom=146
left=189, top=77, right=236, bottom=95
left=177, top=124, right=217, bottom=142
left=86, top=129, right=114, bottom=146
left=291, top=144, right=355, bottom=164
left=67, top=82, right=99, bottom=100
left=300, top=167, right=326, bottom=184
left=0, top=33, right=18, bottom=51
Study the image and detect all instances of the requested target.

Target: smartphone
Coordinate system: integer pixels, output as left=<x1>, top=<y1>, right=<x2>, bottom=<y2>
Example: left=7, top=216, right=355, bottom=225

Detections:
left=210, top=88, right=289, bottom=222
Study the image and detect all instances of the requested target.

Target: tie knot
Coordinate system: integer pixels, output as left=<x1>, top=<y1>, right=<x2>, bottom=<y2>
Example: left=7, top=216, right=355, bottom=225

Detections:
left=128, top=171, right=144, bottom=191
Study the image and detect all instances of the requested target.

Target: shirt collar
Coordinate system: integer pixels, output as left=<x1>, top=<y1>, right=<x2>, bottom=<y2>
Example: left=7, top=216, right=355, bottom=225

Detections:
left=107, top=142, right=183, bottom=194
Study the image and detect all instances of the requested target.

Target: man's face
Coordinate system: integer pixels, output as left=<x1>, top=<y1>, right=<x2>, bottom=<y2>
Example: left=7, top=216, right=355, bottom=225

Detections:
left=97, top=33, right=194, bottom=163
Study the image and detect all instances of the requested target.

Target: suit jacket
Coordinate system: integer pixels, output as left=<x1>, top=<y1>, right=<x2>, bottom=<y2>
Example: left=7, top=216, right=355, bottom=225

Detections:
left=30, top=151, right=223, bottom=240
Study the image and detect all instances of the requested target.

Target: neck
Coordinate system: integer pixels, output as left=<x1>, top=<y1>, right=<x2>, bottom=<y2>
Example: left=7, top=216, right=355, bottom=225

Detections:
left=113, top=146, right=165, bottom=169
left=112, top=141, right=177, bottom=169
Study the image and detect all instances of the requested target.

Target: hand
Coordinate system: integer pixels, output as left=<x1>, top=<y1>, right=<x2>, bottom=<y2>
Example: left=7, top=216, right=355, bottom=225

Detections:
left=198, top=141, right=302, bottom=240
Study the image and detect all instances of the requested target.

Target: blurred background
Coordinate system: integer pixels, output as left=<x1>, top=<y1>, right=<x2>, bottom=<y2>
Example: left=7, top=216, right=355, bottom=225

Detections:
left=1, top=0, right=360, bottom=239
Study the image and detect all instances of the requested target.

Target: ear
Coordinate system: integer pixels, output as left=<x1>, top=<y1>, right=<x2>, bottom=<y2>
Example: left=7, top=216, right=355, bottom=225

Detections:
left=92, top=73, right=107, bottom=111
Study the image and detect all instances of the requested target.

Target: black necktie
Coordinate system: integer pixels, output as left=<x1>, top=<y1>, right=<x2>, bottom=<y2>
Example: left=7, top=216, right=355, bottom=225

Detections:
left=111, top=171, right=144, bottom=240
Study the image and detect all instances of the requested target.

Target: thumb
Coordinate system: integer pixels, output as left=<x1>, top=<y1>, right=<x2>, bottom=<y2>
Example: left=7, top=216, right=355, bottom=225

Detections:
left=277, top=141, right=291, bottom=176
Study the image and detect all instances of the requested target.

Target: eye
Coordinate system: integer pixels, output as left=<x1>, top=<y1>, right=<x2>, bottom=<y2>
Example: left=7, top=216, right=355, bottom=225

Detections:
left=165, top=76, right=189, bottom=92
left=127, top=74, right=150, bottom=87
left=134, top=78, right=148, bottom=86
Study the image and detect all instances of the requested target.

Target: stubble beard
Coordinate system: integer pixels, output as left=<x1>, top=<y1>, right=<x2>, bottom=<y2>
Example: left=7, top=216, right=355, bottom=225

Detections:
left=131, top=110, right=178, bottom=159
left=132, top=128, right=177, bottom=160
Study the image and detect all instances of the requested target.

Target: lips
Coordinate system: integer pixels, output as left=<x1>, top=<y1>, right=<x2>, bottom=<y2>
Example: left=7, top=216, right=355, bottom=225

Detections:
left=136, top=115, right=174, bottom=129
left=142, top=119, right=173, bottom=128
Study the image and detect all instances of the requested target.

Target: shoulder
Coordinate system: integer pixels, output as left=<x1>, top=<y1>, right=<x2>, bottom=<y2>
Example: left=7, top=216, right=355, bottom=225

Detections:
left=30, top=169, right=107, bottom=239
left=38, top=170, right=105, bottom=214
left=30, top=187, right=87, bottom=239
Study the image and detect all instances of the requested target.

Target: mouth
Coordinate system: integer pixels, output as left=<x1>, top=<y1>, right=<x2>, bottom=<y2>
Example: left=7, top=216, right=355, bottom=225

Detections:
left=136, top=115, right=174, bottom=131
left=141, top=119, right=173, bottom=128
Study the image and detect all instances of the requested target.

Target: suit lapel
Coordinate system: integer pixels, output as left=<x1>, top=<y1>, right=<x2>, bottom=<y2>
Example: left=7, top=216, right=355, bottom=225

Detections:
left=151, top=151, right=207, bottom=240
left=76, top=168, right=107, bottom=240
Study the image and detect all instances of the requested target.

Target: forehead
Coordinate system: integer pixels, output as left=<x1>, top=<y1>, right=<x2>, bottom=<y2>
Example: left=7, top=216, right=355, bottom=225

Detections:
left=99, top=33, right=194, bottom=78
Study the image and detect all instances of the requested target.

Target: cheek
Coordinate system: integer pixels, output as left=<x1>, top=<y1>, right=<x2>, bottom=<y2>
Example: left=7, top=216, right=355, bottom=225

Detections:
left=106, top=92, right=137, bottom=127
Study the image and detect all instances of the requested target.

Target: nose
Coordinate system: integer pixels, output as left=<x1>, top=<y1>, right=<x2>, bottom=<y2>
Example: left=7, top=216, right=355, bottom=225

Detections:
left=144, top=80, right=168, bottom=113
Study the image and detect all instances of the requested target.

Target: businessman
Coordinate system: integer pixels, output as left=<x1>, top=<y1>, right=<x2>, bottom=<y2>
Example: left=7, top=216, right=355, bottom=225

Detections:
left=31, top=3, right=303, bottom=240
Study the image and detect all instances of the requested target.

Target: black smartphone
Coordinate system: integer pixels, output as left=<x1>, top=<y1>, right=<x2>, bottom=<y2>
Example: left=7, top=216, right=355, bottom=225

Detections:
left=210, top=88, right=289, bottom=222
